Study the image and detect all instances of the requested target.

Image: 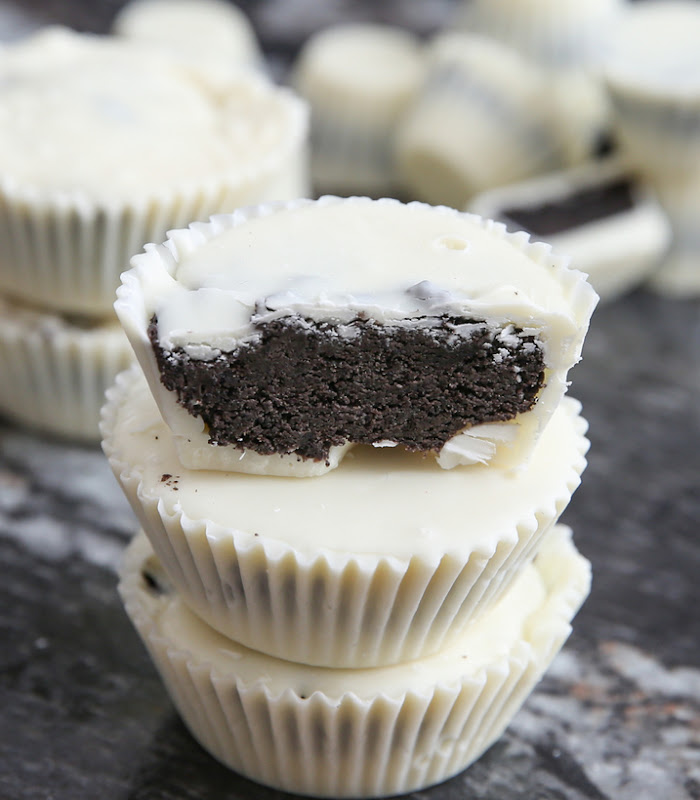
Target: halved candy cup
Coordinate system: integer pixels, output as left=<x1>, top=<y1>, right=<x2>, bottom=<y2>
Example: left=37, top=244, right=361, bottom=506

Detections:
left=116, top=195, right=597, bottom=477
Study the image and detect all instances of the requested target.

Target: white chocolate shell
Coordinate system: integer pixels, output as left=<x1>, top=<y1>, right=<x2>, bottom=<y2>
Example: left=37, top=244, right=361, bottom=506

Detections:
left=645, top=172, right=700, bottom=297
left=604, top=1, right=700, bottom=180
left=118, top=524, right=591, bottom=798
left=112, top=0, right=262, bottom=72
left=456, top=0, right=624, bottom=69
left=101, top=364, right=589, bottom=668
left=116, top=195, right=597, bottom=477
left=394, top=33, right=565, bottom=208
left=0, top=28, right=308, bottom=315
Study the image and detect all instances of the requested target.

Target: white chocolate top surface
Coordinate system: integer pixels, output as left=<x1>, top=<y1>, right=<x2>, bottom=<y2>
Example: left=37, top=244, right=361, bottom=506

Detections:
left=105, top=366, right=587, bottom=562
left=0, top=28, right=298, bottom=202
left=123, top=525, right=590, bottom=697
left=135, top=197, right=593, bottom=355
left=606, top=1, right=700, bottom=95
left=112, top=0, right=261, bottom=69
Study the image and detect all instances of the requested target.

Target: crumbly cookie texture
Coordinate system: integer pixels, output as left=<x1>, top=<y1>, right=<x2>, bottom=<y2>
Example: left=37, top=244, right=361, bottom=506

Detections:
left=117, top=196, right=597, bottom=476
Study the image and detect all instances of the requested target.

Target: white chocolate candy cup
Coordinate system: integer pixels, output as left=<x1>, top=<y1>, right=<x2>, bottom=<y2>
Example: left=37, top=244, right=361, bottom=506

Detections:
left=101, top=365, right=589, bottom=668
left=394, top=33, right=565, bottom=208
left=546, top=69, right=612, bottom=167
left=291, top=23, right=425, bottom=196
left=116, top=195, right=597, bottom=477
left=119, top=525, right=591, bottom=798
left=0, top=297, right=132, bottom=441
left=0, top=29, right=308, bottom=315
left=112, top=0, right=262, bottom=72
left=456, top=0, right=624, bottom=69
left=606, top=85, right=700, bottom=180
left=604, top=1, right=700, bottom=181
left=468, top=158, right=672, bottom=302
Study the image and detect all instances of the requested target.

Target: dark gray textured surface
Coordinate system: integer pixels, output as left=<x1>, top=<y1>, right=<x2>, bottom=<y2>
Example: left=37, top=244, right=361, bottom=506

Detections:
left=0, top=1, right=699, bottom=798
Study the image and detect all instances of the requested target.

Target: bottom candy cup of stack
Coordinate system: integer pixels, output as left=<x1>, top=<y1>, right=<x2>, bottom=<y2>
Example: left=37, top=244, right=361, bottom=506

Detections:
left=0, top=296, right=132, bottom=441
left=119, top=524, right=591, bottom=798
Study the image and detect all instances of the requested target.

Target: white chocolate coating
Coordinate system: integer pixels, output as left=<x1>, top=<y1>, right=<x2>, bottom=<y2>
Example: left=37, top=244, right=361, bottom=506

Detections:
left=394, top=33, right=564, bottom=207
left=0, top=297, right=132, bottom=441
left=0, top=28, right=298, bottom=204
left=102, top=363, right=588, bottom=666
left=604, top=2, right=700, bottom=181
left=292, top=23, right=425, bottom=195
left=458, top=0, right=624, bottom=68
left=606, top=1, right=700, bottom=95
left=117, top=196, right=597, bottom=475
left=293, top=23, right=424, bottom=118
left=144, top=541, right=548, bottom=694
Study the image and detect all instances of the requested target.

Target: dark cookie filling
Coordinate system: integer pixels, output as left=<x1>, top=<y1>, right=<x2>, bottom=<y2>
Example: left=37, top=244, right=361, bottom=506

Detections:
left=501, top=177, right=635, bottom=237
left=149, top=315, right=546, bottom=462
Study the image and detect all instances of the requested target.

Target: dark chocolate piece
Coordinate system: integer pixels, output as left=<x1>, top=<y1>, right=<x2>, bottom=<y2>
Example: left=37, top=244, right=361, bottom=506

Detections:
left=149, top=315, right=545, bottom=462
left=501, top=177, right=635, bottom=237
left=141, top=556, right=172, bottom=596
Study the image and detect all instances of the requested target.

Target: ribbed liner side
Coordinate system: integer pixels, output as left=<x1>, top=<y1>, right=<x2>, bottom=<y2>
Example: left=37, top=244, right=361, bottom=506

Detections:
left=0, top=304, right=133, bottom=441
left=119, top=526, right=590, bottom=798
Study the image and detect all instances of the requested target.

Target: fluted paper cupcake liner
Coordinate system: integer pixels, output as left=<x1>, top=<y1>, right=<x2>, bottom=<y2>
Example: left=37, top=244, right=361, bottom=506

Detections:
left=291, top=24, right=425, bottom=196
left=119, top=524, right=591, bottom=798
left=101, top=364, right=589, bottom=668
left=0, top=296, right=132, bottom=441
left=645, top=173, right=700, bottom=297
left=0, top=59, right=308, bottom=316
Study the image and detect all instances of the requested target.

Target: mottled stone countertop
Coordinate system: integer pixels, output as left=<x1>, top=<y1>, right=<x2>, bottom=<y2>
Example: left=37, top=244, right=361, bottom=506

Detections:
left=1, top=2, right=699, bottom=799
